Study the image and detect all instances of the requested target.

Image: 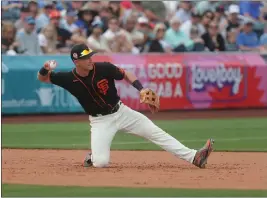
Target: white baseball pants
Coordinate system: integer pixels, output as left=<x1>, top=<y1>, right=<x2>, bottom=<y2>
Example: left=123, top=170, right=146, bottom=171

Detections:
left=89, top=102, right=197, bottom=168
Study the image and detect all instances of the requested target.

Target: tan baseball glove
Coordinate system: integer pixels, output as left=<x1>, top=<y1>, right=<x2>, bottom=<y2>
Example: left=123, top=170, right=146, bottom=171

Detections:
left=140, top=88, right=160, bottom=113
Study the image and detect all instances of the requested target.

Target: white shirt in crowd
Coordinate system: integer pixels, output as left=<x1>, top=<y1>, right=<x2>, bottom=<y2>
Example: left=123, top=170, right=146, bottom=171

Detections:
left=180, top=20, right=206, bottom=37
left=103, top=29, right=131, bottom=42
left=87, top=35, right=111, bottom=52
left=103, top=29, right=140, bottom=54
left=38, top=33, right=57, bottom=54
left=175, top=8, right=191, bottom=24
left=159, top=39, right=172, bottom=51
left=16, top=29, right=42, bottom=55
left=38, top=33, right=48, bottom=47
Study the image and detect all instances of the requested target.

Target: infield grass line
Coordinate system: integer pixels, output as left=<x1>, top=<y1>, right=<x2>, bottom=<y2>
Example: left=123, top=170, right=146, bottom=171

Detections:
left=2, top=184, right=267, bottom=197
left=3, top=136, right=267, bottom=147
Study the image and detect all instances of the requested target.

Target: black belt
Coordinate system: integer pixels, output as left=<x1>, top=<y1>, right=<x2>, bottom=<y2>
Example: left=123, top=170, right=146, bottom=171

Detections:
left=91, top=101, right=122, bottom=117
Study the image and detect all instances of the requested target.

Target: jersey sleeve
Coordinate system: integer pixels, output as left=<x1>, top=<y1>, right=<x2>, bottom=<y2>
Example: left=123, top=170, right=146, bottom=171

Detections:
left=105, top=62, right=125, bottom=80
left=49, top=71, right=70, bottom=88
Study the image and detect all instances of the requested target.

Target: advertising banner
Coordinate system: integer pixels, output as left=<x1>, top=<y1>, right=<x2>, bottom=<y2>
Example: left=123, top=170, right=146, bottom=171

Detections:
left=2, top=53, right=267, bottom=114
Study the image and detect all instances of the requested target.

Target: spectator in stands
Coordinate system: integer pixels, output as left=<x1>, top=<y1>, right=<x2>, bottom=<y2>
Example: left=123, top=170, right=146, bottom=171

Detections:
left=148, top=23, right=171, bottom=53
left=61, top=10, right=79, bottom=34
left=16, top=16, right=42, bottom=55
left=163, top=1, right=179, bottom=20
left=116, top=33, right=139, bottom=53
left=260, top=24, right=267, bottom=47
left=50, top=1, right=65, bottom=12
left=226, top=4, right=241, bottom=33
left=28, top=1, right=39, bottom=19
left=135, top=17, right=155, bottom=52
left=225, top=30, right=239, bottom=51
left=121, top=1, right=133, bottom=10
left=189, top=25, right=205, bottom=51
left=66, top=1, right=84, bottom=12
left=180, top=11, right=204, bottom=38
left=239, top=1, right=263, bottom=20
left=2, top=1, right=23, bottom=22
left=99, top=7, right=113, bottom=32
left=35, top=2, right=54, bottom=32
left=262, top=4, right=267, bottom=20
left=199, top=10, right=215, bottom=34
left=239, top=1, right=264, bottom=37
left=103, top=17, right=121, bottom=46
left=122, top=1, right=144, bottom=24
left=236, top=18, right=265, bottom=52
left=123, top=15, right=144, bottom=47
left=214, top=5, right=228, bottom=38
left=131, top=1, right=144, bottom=17
left=136, top=16, right=150, bottom=34
left=5, top=0, right=263, bottom=55
left=195, top=0, right=212, bottom=16
left=87, top=22, right=111, bottom=53
left=175, top=1, right=192, bottom=24
left=109, top=1, right=122, bottom=19
left=103, top=17, right=137, bottom=53
left=164, top=16, right=193, bottom=52
left=49, top=10, right=87, bottom=52
left=38, top=24, right=58, bottom=54
left=15, top=5, right=31, bottom=31
left=76, top=5, right=94, bottom=37
left=2, top=22, right=19, bottom=55
left=141, top=1, right=166, bottom=23
left=120, top=1, right=133, bottom=19
left=86, top=1, right=102, bottom=13
left=201, top=21, right=226, bottom=51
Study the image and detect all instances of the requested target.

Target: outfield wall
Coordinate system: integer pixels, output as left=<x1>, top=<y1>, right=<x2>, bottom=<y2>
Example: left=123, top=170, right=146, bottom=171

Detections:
left=2, top=53, right=267, bottom=115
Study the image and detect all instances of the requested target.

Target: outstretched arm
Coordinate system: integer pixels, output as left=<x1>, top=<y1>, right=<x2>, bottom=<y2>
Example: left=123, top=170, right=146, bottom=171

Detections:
left=108, top=62, right=160, bottom=113
left=123, top=71, right=144, bottom=91
left=123, top=70, right=160, bottom=113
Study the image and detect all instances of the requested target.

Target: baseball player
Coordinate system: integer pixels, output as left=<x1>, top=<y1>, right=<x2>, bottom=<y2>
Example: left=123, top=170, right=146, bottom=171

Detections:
left=37, top=43, right=214, bottom=168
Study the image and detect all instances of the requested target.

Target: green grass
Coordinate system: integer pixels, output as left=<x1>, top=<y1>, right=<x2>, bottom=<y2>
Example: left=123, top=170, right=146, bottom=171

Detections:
left=2, top=117, right=267, bottom=151
left=2, top=184, right=267, bottom=197
left=2, top=118, right=267, bottom=197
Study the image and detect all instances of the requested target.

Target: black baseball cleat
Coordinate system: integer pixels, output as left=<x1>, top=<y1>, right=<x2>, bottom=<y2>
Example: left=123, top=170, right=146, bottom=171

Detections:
left=193, top=138, right=214, bottom=168
left=83, top=153, right=93, bottom=167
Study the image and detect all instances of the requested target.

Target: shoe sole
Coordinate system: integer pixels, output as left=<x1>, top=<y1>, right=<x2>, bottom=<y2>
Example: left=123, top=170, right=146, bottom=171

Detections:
left=83, top=154, right=92, bottom=167
left=199, top=138, right=214, bottom=168
left=84, top=161, right=92, bottom=167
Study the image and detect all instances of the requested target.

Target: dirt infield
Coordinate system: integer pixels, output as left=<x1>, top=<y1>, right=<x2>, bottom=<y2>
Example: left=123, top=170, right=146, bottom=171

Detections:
left=2, top=109, right=267, bottom=190
left=2, top=149, right=267, bottom=190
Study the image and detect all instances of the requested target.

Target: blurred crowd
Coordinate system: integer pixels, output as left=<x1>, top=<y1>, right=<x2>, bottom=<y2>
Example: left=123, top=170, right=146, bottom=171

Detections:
left=2, top=0, right=267, bottom=56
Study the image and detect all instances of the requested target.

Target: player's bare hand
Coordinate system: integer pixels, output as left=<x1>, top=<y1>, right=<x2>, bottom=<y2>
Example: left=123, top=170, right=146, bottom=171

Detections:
left=44, top=60, right=57, bottom=70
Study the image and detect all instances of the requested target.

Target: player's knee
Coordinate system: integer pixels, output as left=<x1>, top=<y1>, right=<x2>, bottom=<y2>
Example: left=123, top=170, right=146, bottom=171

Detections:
left=92, top=156, right=109, bottom=168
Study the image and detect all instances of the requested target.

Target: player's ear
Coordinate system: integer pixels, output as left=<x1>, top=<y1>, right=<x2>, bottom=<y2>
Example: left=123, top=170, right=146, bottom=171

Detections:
left=73, top=60, right=78, bottom=66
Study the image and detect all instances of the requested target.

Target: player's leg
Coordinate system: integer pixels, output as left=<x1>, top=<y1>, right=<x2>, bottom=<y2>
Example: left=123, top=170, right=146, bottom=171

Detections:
left=117, top=104, right=213, bottom=167
left=84, top=115, right=118, bottom=168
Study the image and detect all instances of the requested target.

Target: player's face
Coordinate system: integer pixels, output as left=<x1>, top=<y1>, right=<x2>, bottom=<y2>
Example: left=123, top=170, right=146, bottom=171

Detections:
left=75, top=57, right=93, bottom=70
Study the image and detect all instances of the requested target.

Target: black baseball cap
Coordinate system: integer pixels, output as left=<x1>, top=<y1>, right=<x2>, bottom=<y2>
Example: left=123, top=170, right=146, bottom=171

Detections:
left=70, top=44, right=97, bottom=61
